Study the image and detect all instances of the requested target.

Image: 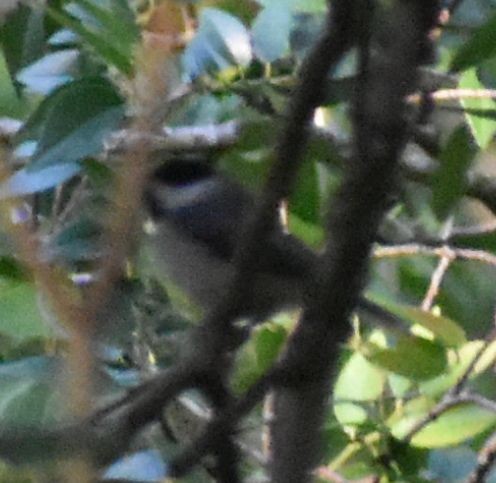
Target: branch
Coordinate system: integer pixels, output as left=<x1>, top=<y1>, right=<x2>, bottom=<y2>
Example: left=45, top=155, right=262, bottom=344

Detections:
left=466, top=431, right=496, bottom=483
left=374, top=244, right=496, bottom=267
left=106, top=120, right=240, bottom=153
left=403, top=327, right=496, bottom=443
left=402, top=391, right=496, bottom=444
left=268, top=2, right=442, bottom=482
left=160, top=0, right=364, bottom=479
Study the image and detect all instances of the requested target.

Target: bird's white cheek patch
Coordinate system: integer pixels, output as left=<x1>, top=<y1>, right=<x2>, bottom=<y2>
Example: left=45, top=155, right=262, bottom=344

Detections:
left=143, top=219, right=157, bottom=235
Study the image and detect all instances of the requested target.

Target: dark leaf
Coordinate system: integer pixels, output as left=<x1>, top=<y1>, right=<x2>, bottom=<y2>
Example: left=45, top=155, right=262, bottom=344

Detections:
left=432, top=125, right=477, bottom=219
left=1, top=4, right=45, bottom=82
left=451, top=13, right=496, bottom=72
left=29, top=77, right=124, bottom=170
left=46, top=2, right=136, bottom=75
left=0, top=257, right=27, bottom=282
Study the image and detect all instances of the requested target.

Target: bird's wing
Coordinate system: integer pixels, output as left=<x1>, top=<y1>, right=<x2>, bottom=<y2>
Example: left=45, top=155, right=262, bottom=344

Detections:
left=256, top=231, right=318, bottom=279
left=150, top=176, right=318, bottom=278
left=163, top=181, right=251, bottom=259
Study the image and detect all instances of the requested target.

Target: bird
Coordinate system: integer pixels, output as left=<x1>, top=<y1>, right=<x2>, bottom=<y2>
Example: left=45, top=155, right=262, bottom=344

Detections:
left=143, top=158, right=321, bottom=323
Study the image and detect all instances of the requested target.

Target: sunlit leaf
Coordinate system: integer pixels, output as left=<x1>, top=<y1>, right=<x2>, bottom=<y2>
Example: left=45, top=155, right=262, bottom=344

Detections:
left=366, top=297, right=466, bottom=347
left=364, top=336, right=447, bottom=381
left=0, top=283, right=52, bottom=340
left=254, top=0, right=326, bottom=14
left=392, top=403, right=496, bottom=448
left=420, top=339, right=496, bottom=397
left=334, top=352, right=386, bottom=426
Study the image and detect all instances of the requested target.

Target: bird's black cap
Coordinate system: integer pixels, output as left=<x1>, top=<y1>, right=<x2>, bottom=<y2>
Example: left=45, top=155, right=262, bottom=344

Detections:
left=151, top=159, right=214, bottom=186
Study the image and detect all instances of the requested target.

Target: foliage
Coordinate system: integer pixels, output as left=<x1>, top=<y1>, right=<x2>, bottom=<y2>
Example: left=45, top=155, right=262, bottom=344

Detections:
left=0, top=0, right=495, bottom=482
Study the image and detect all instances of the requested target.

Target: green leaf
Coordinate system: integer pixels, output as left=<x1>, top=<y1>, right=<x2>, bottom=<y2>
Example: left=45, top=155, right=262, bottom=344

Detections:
left=334, top=352, right=386, bottom=426
left=29, top=77, right=124, bottom=170
left=291, top=158, right=320, bottom=224
left=287, top=213, right=324, bottom=248
left=0, top=4, right=46, bottom=81
left=450, top=13, right=496, bottom=72
left=252, top=5, right=292, bottom=62
left=254, top=324, right=287, bottom=368
left=0, top=357, right=63, bottom=433
left=0, top=283, right=52, bottom=341
left=364, top=336, right=447, bottom=381
left=47, top=0, right=138, bottom=75
left=254, top=0, right=326, bottom=14
left=420, top=339, right=496, bottom=397
left=232, top=323, right=287, bottom=393
left=392, top=403, right=496, bottom=448
left=459, top=69, right=496, bottom=149
left=431, top=125, right=477, bottom=219
left=71, top=0, right=139, bottom=52
left=16, top=49, right=79, bottom=94
left=183, top=8, right=252, bottom=79
left=49, top=217, right=101, bottom=263
left=366, top=297, right=466, bottom=347
left=0, top=163, right=81, bottom=198
left=0, top=257, right=27, bottom=282
left=451, top=230, right=496, bottom=252
left=0, top=51, right=26, bottom=118
left=0, top=460, right=37, bottom=482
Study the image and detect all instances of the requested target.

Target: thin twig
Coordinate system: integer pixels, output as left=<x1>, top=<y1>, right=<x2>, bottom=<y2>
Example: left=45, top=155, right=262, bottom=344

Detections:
left=421, top=248, right=454, bottom=310
left=374, top=243, right=496, bottom=267
left=449, top=332, right=496, bottom=397
left=408, top=88, right=496, bottom=104
left=466, top=431, right=496, bottom=483
left=402, top=391, right=496, bottom=444
left=403, top=314, right=496, bottom=443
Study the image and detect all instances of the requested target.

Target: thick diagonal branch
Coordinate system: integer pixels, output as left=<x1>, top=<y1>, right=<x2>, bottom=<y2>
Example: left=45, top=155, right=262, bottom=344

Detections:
left=268, top=3, right=442, bottom=483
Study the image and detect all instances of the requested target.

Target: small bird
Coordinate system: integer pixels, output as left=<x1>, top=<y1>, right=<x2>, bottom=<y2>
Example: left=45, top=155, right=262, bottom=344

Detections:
left=143, top=159, right=320, bottom=322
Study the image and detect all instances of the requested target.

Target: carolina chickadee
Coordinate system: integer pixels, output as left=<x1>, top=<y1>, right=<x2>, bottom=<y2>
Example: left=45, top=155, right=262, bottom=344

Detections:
left=143, top=159, right=319, bottom=322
